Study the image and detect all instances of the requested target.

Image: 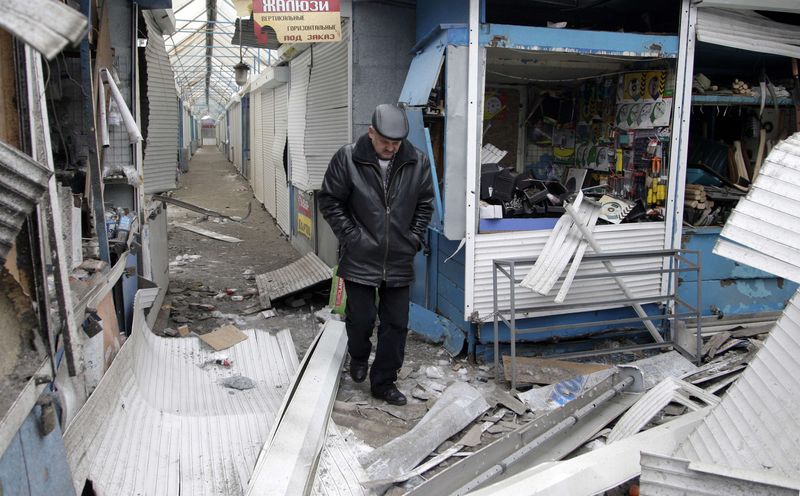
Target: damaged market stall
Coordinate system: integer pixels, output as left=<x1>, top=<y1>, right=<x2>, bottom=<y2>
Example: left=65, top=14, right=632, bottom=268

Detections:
left=401, top=0, right=693, bottom=360
left=2, top=0, right=180, bottom=490
left=677, top=3, right=800, bottom=319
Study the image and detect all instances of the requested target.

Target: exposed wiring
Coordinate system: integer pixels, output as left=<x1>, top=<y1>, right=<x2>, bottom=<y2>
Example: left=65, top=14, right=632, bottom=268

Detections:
left=43, top=58, right=72, bottom=168
left=59, top=53, right=89, bottom=98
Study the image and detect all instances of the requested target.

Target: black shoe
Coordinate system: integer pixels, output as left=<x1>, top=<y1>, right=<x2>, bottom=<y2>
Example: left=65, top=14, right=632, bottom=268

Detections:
left=372, top=386, right=407, bottom=406
left=349, top=361, right=368, bottom=383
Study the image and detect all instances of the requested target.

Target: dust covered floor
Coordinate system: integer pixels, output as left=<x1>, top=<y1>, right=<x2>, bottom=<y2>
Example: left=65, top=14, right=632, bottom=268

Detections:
left=154, top=146, right=323, bottom=354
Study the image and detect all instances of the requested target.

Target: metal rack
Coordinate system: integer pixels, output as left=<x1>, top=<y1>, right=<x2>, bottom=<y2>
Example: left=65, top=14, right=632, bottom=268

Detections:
left=492, top=249, right=702, bottom=390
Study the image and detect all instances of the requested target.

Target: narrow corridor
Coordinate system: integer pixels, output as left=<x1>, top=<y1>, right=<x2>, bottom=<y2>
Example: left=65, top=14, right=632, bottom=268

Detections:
left=156, top=145, right=320, bottom=355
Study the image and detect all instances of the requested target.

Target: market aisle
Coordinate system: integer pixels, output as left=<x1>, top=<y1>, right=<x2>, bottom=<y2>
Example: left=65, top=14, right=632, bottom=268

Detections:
left=153, top=144, right=320, bottom=355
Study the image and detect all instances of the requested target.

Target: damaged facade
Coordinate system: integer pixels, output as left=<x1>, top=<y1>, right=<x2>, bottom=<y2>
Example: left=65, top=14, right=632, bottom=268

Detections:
left=3, top=0, right=800, bottom=495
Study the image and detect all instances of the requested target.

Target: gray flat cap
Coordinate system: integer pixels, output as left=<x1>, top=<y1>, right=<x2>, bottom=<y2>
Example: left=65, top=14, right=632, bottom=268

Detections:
left=371, top=104, right=409, bottom=140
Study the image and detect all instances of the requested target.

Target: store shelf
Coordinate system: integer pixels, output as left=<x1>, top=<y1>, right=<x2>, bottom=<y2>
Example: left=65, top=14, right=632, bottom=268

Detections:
left=692, top=94, right=795, bottom=107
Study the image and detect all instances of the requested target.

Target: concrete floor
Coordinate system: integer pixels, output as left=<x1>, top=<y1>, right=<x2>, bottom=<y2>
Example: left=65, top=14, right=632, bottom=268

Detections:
left=157, top=146, right=505, bottom=491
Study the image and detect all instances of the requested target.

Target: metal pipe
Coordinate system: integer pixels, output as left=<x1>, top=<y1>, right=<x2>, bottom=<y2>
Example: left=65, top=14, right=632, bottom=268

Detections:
left=97, top=75, right=109, bottom=148
left=101, top=68, right=142, bottom=143
left=564, top=201, right=665, bottom=343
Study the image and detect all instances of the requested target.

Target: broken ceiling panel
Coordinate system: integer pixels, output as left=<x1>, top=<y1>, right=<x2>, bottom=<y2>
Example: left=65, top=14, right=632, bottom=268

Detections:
left=0, top=141, right=53, bottom=262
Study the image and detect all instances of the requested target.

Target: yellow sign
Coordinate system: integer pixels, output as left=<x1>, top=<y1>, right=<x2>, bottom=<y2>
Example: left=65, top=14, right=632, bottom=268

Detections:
left=297, top=214, right=313, bottom=239
left=253, top=0, right=341, bottom=44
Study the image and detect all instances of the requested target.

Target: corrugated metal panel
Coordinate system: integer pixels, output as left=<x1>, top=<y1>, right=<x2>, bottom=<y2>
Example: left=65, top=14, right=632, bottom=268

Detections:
left=255, top=252, right=332, bottom=301
left=252, top=91, right=263, bottom=201
left=640, top=452, right=800, bottom=496
left=714, top=133, right=800, bottom=284
left=274, top=84, right=291, bottom=235
left=142, top=11, right=178, bottom=194
left=398, top=31, right=446, bottom=106
left=0, top=142, right=52, bottom=261
left=674, top=293, right=800, bottom=476
left=472, top=223, right=667, bottom=319
left=64, top=291, right=300, bottom=494
left=304, top=19, right=351, bottom=191
left=262, top=89, right=277, bottom=216
left=696, top=8, right=800, bottom=59
left=289, top=49, right=312, bottom=191
left=246, top=94, right=255, bottom=179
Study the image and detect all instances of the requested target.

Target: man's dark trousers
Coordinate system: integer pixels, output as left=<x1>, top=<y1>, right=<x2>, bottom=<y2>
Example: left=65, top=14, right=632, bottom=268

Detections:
left=344, top=279, right=409, bottom=394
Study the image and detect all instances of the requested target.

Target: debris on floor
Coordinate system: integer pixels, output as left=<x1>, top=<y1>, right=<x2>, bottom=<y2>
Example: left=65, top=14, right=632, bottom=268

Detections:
left=222, top=375, right=256, bottom=390
left=359, top=382, right=490, bottom=485
left=173, top=221, right=243, bottom=243
left=501, top=355, right=611, bottom=385
left=153, top=193, right=252, bottom=222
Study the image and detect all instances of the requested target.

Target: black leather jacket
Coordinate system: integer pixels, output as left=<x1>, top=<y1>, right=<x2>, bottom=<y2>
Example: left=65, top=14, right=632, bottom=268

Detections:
left=318, top=134, right=434, bottom=287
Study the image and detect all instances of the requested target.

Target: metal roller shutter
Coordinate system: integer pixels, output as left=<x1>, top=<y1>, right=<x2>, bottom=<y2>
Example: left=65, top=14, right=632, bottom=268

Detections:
left=233, top=104, right=241, bottom=171
left=142, top=11, right=179, bottom=194
left=471, top=223, right=667, bottom=320
left=288, top=49, right=312, bottom=191
left=182, top=108, right=191, bottom=155
left=696, top=7, right=800, bottom=59
left=273, top=84, right=290, bottom=234
left=304, top=19, right=351, bottom=191
left=262, top=89, right=276, bottom=216
left=252, top=91, right=263, bottom=203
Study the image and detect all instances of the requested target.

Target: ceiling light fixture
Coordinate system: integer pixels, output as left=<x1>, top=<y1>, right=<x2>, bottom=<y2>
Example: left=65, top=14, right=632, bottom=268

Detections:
left=234, top=21, right=250, bottom=87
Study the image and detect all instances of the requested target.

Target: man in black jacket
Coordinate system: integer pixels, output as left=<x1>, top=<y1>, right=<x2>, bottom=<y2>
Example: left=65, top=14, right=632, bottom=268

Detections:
left=318, top=104, right=434, bottom=406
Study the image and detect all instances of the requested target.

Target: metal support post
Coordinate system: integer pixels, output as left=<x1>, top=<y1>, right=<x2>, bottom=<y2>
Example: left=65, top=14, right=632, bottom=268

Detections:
left=26, top=47, right=81, bottom=376
left=81, top=0, right=111, bottom=265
